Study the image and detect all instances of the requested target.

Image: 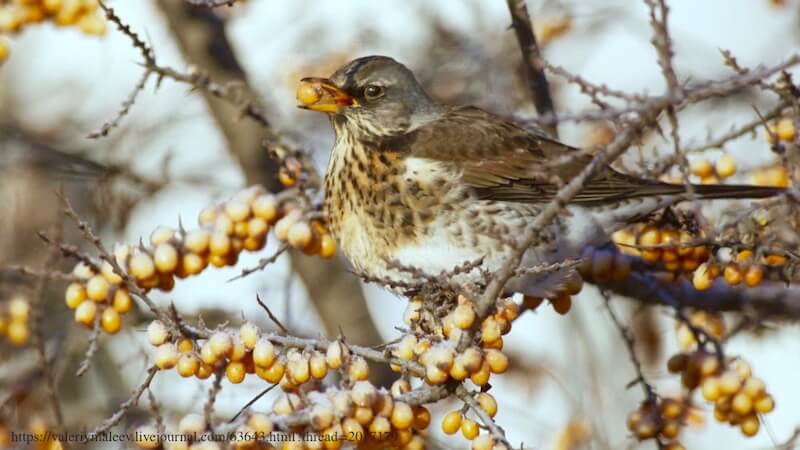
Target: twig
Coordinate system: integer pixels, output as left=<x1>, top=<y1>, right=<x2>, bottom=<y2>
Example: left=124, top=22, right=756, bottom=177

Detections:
left=456, top=385, right=510, bottom=447
left=255, top=294, right=290, bottom=335
left=506, top=0, right=558, bottom=138
left=84, top=365, right=158, bottom=441
left=229, top=384, right=278, bottom=423
left=227, top=244, right=289, bottom=281
left=204, top=368, right=225, bottom=430
left=88, top=70, right=151, bottom=138
left=75, top=315, right=102, bottom=377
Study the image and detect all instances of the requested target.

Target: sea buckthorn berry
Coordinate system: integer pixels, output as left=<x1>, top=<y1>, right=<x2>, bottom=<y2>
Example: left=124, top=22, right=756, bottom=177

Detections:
left=181, top=253, right=206, bottom=276
left=691, top=159, right=714, bottom=177
left=353, top=406, right=373, bottom=425
left=391, top=402, right=413, bottom=429
left=743, top=377, right=766, bottom=398
left=441, top=410, right=462, bottom=435
left=692, top=263, right=714, bottom=291
left=288, top=221, right=313, bottom=249
left=549, top=294, right=572, bottom=315
left=349, top=356, right=369, bottom=381
left=723, top=264, right=743, bottom=285
left=369, top=416, right=391, bottom=437
left=153, top=243, right=179, bottom=274
left=481, top=317, right=502, bottom=344
left=341, top=418, right=364, bottom=442
left=326, top=341, right=346, bottom=369
left=310, top=406, right=335, bottom=431
left=184, top=229, right=210, bottom=254
left=75, top=300, right=97, bottom=326
left=111, top=288, right=133, bottom=314
left=229, top=337, right=247, bottom=362
left=209, top=331, right=233, bottom=358
left=225, top=362, right=246, bottom=384
left=477, top=393, right=498, bottom=417
left=719, top=372, right=742, bottom=395
left=73, top=262, right=95, bottom=279
left=395, top=334, right=416, bottom=360
left=248, top=413, right=273, bottom=435
left=391, top=379, right=411, bottom=397
left=65, top=283, right=87, bottom=309
left=147, top=320, right=169, bottom=346
left=155, top=343, right=178, bottom=369
left=129, top=252, right=156, bottom=281
left=453, top=303, right=476, bottom=329
left=275, top=210, right=302, bottom=241
left=471, top=434, right=494, bottom=450
left=257, top=359, right=285, bottom=383
left=239, top=322, right=258, bottom=350
left=177, top=354, right=200, bottom=377
left=351, top=381, right=377, bottom=407
left=133, top=425, right=160, bottom=449
left=776, top=118, right=796, bottom=142
left=196, top=363, right=213, bottom=380
left=150, top=226, right=175, bottom=246
left=734, top=360, right=752, bottom=379
left=485, top=349, right=509, bottom=374
left=461, top=419, right=479, bottom=440
left=209, top=232, right=232, bottom=257
left=287, top=352, right=310, bottom=384
left=224, top=199, right=250, bottom=222
left=412, top=406, right=431, bottom=430
left=739, top=414, right=760, bottom=437
left=279, top=167, right=297, bottom=187
left=198, top=206, right=219, bottom=226
left=732, top=392, right=753, bottom=415
left=309, top=352, right=328, bottom=379
left=253, top=337, right=276, bottom=367
left=86, top=275, right=110, bottom=302
left=319, top=234, right=337, bottom=258
left=470, top=360, right=491, bottom=386
left=101, top=307, right=121, bottom=334
left=716, top=154, right=737, bottom=179
left=754, top=394, right=775, bottom=413
left=252, top=194, right=278, bottom=222
left=7, top=322, right=29, bottom=346
left=744, top=265, right=763, bottom=287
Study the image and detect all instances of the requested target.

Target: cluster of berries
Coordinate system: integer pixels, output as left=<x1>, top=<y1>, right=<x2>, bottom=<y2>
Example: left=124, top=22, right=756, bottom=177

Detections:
left=612, top=226, right=708, bottom=272
left=395, top=296, right=513, bottom=388
left=667, top=312, right=775, bottom=437
left=519, top=274, right=584, bottom=315
left=689, top=153, right=737, bottom=184
left=63, top=186, right=334, bottom=332
left=0, top=0, right=106, bottom=63
left=626, top=397, right=693, bottom=450
left=439, top=394, right=499, bottom=447
left=147, top=320, right=366, bottom=389
left=692, top=249, right=783, bottom=291
left=0, top=295, right=30, bottom=346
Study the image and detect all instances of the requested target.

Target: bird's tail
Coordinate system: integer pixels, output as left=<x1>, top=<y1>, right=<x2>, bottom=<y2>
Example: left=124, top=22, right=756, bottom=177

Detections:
left=688, top=183, right=786, bottom=200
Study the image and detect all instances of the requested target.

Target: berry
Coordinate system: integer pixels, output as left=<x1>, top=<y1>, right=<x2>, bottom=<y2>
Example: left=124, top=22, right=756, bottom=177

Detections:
left=86, top=275, right=110, bottom=302
left=477, top=393, right=497, bottom=417
left=7, top=321, right=29, bottom=346
left=209, top=331, right=233, bottom=358
left=412, top=406, right=431, bottom=430
left=147, top=320, right=169, bottom=346
left=112, top=289, right=133, bottom=313
left=153, top=244, right=179, bottom=274
left=390, top=402, right=413, bottom=429
left=225, top=362, right=246, bottom=384
left=441, top=410, right=462, bottom=435
left=65, top=283, right=87, bottom=309
left=155, top=343, right=178, bottom=369
left=75, top=300, right=97, bottom=327
left=253, top=338, right=276, bottom=367
left=101, top=307, right=121, bottom=334
left=776, top=118, right=796, bottom=142
left=349, top=356, right=369, bottom=381
left=716, top=154, right=737, bottom=179
left=176, top=354, right=199, bottom=377
left=461, top=419, right=479, bottom=440
left=129, top=252, right=156, bottom=281
left=288, top=221, right=313, bottom=249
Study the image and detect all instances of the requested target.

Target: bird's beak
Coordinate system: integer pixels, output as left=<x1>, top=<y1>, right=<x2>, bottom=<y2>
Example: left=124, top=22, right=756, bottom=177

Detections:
left=296, top=77, right=358, bottom=113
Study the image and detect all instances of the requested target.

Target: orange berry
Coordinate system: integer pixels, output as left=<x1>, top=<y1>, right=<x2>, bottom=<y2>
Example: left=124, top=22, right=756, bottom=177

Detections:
left=101, top=307, right=121, bottom=334
left=7, top=322, right=29, bottom=346
left=390, top=402, right=414, bottom=429
left=86, top=275, right=110, bottom=302
left=65, top=282, right=87, bottom=309
left=288, top=221, right=313, bottom=249
left=461, top=419, right=479, bottom=440
left=723, top=263, right=743, bottom=285
left=349, top=356, right=369, bottom=381
left=75, top=300, right=97, bottom=327
left=154, top=343, right=178, bottom=369
left=112, top=288, right=133, bottom=313
left=754, top=394, right=775, bottom=413
left=744, top=265, right=763, bottom=287
left=181, top=253, right=207, bottom=275
left=257, top=359, right=285, bottom=383
left=225, top=362, right=246, bottom=384
left=129, top=252, right=156, bottom=281
left=184, top=229, right=210, bottom=254
left=441, top=410, right=462, bottom=435
left=176, top=353, right=200, bottom=377
left=549, top=294, right=572, bottom=315
left=477, top=393, right=498, bottom=417
left=692, top=263, right=715, bottom=291
left=776, top=118, right=796, bottom=142
left=485, top=349, right=509, bottom=374
left=153, top=243, right=179, bottom=274
left=209, top=232, right=231, bottom=256
left=319, top=234, right=337, bottom=258
left=412, top=406, right=431, bottom=430
left=739, top=414, right=760, bottom=437
left=716, top=154, right=737, bottom=179
left=147, top=320, right=169, bottom=346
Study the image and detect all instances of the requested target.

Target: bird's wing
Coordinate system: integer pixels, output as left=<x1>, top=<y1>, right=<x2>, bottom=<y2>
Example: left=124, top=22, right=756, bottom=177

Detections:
left=386, top=106, right=682, bottom=205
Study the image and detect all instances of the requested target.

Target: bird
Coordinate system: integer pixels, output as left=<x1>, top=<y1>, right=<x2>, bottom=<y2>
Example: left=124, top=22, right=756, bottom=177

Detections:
left=296, top=55, right=785, bottom=297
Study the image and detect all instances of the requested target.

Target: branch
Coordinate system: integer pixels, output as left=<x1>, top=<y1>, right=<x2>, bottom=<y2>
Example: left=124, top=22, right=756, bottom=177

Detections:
left=506, top=0, right=558, bottom=138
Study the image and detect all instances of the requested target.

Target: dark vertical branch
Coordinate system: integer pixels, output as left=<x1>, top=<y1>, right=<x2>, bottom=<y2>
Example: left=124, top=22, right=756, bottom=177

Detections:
left=506, top=0, right=558, bottom=138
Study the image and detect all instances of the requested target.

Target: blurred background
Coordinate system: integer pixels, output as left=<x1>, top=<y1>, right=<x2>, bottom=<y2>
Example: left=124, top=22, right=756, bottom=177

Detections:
left=1, top=0, right=799, bottom=449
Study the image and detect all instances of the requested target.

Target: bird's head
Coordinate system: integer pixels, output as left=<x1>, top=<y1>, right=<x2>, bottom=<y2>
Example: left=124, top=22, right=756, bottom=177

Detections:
left=297, top=56, right=440, bottom=140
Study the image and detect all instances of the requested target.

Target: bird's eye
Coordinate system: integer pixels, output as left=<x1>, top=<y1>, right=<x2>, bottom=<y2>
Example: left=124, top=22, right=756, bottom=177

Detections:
left=363, top=84, right=385, bottom=100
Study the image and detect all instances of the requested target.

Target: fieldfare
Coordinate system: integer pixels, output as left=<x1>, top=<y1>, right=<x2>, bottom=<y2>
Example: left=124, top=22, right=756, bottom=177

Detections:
left=297, top=56, right=784, bottom=296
